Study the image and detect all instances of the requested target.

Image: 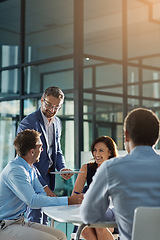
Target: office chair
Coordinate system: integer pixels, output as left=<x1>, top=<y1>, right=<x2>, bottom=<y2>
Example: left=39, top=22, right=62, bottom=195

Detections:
left=131, top=206, right=160, bottom=240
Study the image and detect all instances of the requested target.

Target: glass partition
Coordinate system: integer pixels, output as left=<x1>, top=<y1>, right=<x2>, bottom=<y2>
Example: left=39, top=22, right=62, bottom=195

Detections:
left=58, top=94, right=74, bottom=170
left=24, top=59, right=73, bottom=94
left=24, top=98, right=40, bottom=116
left=0, top=0, right=20, bottom=68
left=0, top=69, right=20, bottom=98
left=0, top=100, right=19, bottom=172
left=84, top=0, right=122, bottom=59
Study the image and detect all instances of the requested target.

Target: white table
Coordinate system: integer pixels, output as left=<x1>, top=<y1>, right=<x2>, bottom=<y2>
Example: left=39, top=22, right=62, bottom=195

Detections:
left=42, top=205, right=117, bottom=240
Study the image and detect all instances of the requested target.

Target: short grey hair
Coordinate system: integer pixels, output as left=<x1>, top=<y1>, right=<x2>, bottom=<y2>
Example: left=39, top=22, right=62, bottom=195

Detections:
left=42, top=86, right=64, bottom=100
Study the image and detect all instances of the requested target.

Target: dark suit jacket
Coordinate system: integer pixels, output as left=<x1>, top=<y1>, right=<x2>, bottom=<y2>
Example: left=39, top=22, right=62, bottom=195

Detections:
left=17, top=108, right=66, bottom=190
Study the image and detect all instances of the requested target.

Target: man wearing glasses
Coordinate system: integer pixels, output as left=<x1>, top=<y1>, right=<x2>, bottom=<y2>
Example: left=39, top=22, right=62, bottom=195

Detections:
left=17, top=86, right=73, bottom=225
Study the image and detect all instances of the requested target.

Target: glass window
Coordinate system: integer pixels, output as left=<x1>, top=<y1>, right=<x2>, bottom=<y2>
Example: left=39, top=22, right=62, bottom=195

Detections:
left=58, top=94, right=74, bottom=169
left=84, top=0, right=122, bottom=59
left=128, top=98, right=140, bottom=110
left=25, top=0, right=74, bottom=62
left=83, top=93, right=93, bottom=119
left=128, top=66, right=139, bottom=84
left=83, top=92, right=123, bottom=152
left=24, top=98, right=40, bottom=116
left=128, top=84, right=139, bottom=96
left=43, top=70, right=73, bottom=92
left=24, top=59, right=73, bottom=94
left=143, top=56, right=160, bottom=68
left=0, top=69, right=20, bottom=98
left=96, top=64, right=123, bottom=94
left=143, top=69, right=160, bottom=82
left=143, top=82, right=160, bottom=99
left=61, top=119, right=74, bottom=170
left=128, top=1, right=160, bottom=60
left=117, top=124, right=123, bottom=150
left=58, top=96, right=74, bottom=118
left=95, top=94, right=123, bottom=123
left=83, top=121, right=93, bottom=152
left=142, top=99, right=160, bottom=109
left=84, top=68, right=92, bottom=89
left=55, top=93, right=75, bottom=198
left=0, top=100, right=19, bottom=172
left=0, top=0, right=20, bottom=67
left=142, top=100, right=160, bottom=149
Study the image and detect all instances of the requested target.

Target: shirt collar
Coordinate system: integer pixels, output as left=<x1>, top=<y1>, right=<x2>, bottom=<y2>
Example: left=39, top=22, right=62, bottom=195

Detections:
left=130, top=145, right=154, bottom=154
left=15, top=155, right=33, bottom=172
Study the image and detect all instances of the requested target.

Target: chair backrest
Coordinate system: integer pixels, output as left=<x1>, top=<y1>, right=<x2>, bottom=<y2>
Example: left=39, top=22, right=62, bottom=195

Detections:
left=131, top=207, right=160, bottom=240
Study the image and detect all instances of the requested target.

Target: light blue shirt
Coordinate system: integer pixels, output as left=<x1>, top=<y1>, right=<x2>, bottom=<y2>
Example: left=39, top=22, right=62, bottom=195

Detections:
left=80, top=146, right=160, bottom=240
left=0, top=155, right=68, bottom=220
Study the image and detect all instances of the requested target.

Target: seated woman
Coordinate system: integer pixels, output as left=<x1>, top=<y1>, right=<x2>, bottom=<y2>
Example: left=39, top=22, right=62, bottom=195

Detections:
left=72, top=136, right=118, bottom=240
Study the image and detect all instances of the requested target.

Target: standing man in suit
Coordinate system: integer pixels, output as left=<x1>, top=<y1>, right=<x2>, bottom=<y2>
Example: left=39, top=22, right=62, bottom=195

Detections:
left=17, top=86, right=73, bottom=224
left=80, top=108, right=160, bottom=240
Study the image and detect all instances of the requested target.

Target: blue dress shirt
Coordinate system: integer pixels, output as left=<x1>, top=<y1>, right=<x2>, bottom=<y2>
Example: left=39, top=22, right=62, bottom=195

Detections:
left=80, top=146, right=160, bottom=240
left=0, top=155, right=68, bottom=220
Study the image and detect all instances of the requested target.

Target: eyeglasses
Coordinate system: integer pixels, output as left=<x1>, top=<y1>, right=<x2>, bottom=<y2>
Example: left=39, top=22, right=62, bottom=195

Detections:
left=43, top=98, right=62, bottom=111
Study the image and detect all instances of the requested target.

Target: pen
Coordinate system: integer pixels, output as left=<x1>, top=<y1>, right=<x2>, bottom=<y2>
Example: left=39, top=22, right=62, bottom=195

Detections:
left=74, top=191, right=80, bottom=194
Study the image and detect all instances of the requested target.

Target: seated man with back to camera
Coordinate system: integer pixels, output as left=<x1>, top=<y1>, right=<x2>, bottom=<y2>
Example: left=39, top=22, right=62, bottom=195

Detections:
left=0, top=129, right=83, bottom=240
left=80, top=108, right=160, bottom=240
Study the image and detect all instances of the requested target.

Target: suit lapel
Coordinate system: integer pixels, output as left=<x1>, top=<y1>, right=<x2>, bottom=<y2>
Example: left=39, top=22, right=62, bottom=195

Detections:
left=36, top=109, right=49, bottom=153
left=52, top=122, right=56, bottom=154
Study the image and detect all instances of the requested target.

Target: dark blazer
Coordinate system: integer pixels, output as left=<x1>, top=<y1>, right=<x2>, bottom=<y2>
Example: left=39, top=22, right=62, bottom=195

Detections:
left=17, top=108, right=66, bottom=190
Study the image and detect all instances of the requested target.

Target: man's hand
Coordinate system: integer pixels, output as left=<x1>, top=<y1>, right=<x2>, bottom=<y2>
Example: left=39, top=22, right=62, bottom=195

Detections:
left=60, top=168, right=73, bottom=180
left=68, top=193, right=84, bottom=205
left=44, top=186, right=57, bottom=197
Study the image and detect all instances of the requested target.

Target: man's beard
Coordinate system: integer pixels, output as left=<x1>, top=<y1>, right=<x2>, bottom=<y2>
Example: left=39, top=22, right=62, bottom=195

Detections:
left=44, top=109, right=55, bottom=119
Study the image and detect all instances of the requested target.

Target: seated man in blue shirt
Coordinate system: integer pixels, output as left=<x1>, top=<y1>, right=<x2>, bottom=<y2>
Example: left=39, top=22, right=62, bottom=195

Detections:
left=0, top=129, right=83, bottom=240
left=80, top=108, right=160, bottom=240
